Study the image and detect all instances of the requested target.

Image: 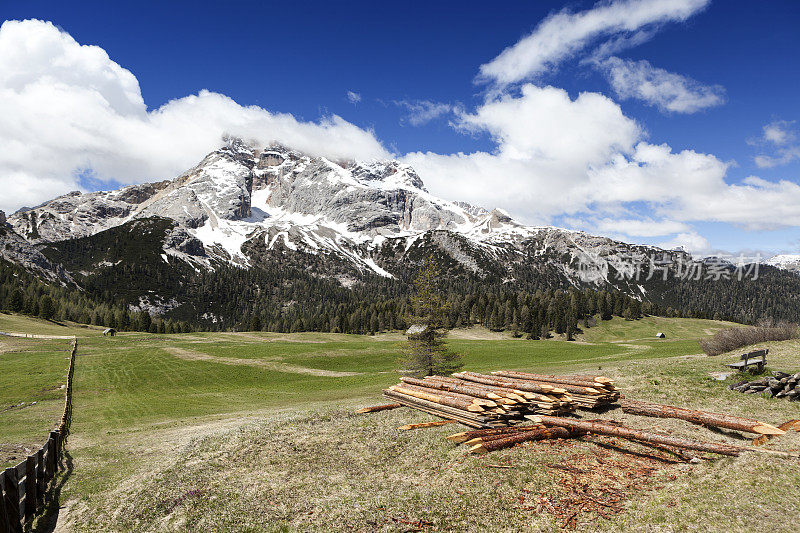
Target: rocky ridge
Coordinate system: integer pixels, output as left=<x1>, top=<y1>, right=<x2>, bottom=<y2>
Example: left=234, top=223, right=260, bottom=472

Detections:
left=6, top=139, right=691, bottom=288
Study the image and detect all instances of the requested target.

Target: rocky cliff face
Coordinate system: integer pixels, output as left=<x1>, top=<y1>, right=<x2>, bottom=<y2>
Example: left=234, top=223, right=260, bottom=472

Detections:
left=0, top=223, right=73, bottom=284
left=6, top=139, right=691, bottom=287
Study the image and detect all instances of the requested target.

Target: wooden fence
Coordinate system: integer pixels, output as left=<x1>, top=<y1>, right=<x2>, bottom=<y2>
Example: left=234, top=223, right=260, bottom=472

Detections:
left=0, top=337, right=76, bottom=533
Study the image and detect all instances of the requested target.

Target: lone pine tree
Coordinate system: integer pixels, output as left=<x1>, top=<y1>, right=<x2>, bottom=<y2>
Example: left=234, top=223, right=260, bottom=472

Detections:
left=399, top=255, right=463, bottom=377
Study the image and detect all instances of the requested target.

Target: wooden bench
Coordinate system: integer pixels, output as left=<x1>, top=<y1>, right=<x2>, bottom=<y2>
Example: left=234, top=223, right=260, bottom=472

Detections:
left=725, top=349, right=768, bottom=373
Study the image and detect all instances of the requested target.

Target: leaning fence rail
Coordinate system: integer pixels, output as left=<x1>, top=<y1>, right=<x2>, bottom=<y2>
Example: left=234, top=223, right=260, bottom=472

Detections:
left=1, top=336, right=76, bottom=533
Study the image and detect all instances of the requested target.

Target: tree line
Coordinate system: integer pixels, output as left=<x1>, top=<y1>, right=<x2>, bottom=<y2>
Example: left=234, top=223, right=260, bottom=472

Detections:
left=0, top=259, right=194, bottom=333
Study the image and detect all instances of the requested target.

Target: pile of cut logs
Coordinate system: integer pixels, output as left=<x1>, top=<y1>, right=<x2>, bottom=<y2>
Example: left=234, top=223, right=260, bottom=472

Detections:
left=489, top=371, right=620, bottom=409
left=729, top=371, right=800, bottom=401
left=448, top=412, right=794, bottom=457
left=382, top=373, right=578, bottom=428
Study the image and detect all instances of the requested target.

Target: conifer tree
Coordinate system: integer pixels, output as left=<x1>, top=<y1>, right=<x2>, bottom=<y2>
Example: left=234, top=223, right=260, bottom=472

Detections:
left=39, top=295, right=56, bottom=320
left=399, top=256, right=462, bottom=377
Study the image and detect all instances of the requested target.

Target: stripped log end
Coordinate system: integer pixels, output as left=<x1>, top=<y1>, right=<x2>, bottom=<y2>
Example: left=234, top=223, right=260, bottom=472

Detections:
left=469, top=444, right=489, bottom=455
left=753, top=423, right=786, bottom=436
left=446, top=432, right=470, bottom=443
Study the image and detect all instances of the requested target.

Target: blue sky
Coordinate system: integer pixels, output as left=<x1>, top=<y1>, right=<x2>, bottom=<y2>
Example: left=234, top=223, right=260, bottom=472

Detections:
left=1, top=0, right=799, bottom=258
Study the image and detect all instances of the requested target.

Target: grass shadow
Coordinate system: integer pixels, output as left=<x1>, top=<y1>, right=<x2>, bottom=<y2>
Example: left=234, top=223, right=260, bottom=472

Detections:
left=589, top=439, right=682, bottom=464
left=29, top=449, right=74, bottom=533
left=704, top=425, right=751, bottom=442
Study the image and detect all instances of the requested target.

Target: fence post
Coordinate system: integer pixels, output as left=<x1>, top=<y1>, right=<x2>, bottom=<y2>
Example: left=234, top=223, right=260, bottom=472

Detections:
left=44, top=438, right=55, bottom=482
left=0, top=471, right=11, bottom=533
left=24, top=456, right=36, bottom=522
left=50, top=431, right=61, bottom=470
left=2, top=468, right=22, bottom=533
left=35, top=449, right=45, bottom=506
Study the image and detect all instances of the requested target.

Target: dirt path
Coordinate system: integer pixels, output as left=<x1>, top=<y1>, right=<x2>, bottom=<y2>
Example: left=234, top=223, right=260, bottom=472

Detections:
left=0, top=332, right=76, bottom=340
left=163, top=347, right=360, bottom=377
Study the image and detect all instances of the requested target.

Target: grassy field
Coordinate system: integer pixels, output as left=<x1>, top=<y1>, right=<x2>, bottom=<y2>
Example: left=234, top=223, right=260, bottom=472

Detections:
left=1, top=312, right=798, bottom=531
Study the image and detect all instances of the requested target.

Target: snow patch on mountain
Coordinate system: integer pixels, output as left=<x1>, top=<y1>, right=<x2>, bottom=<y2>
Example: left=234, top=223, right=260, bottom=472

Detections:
left=6, top=138, right=691, bottom=286
left=766, top=254, right=800, bottom=273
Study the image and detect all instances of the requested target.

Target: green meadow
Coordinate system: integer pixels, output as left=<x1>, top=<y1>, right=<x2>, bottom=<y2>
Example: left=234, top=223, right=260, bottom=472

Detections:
left=3, top=312, right=798, bottom=532
left=1, top=312, right=730, bottom=454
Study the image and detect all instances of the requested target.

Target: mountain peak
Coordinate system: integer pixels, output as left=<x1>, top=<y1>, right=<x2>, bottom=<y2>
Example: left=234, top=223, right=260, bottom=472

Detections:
left=5, top=141, right=678, bottom=286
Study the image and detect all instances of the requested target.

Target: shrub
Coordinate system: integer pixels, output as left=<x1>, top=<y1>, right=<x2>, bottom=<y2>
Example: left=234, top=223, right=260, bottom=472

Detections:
left=699, top=322, right=799, bottom=356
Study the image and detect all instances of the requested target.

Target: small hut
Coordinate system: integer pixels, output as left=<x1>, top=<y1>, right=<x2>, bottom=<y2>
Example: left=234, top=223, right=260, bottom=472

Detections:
left=656, top=332, right=666, bottom=339
left=103, top=328, right=116, bottom=337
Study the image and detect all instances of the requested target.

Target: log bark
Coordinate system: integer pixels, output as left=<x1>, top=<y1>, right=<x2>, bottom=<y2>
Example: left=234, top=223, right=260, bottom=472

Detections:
left=491, top=374, right=604, bottom=396
left=389, top=385, right=485, bottom=412
left=453, top=372, right=565, bottom=395
left=446, top=425, right=545, bottom=443
left=492, top=371, right=612, bottom=390
left=533, top=415, right=745, bottom=456
left=398, top=420, right=457, bottom=430
left=469, top=427, right=572, bottom=454
left=620, top=399, right=785, bottom=435
left=356, top=403, right=402, bottom=414
left=383, top=390, right=491, bottom=428
left=402, top=377, right=509, bottom=403
left=393, top=383, right=495, bottom=407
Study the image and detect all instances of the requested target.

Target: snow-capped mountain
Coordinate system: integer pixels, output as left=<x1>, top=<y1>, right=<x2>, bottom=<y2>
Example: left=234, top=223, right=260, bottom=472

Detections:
left=765, top=254, right=800, bottom=274
left=6, top=139, right=689, bottom=292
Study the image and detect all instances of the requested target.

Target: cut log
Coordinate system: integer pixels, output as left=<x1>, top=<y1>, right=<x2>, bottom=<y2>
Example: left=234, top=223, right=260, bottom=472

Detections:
left=402, top=377, right=510, bottom=403
left=389, top=385, right=485, bottom=412
left=493, top=374, right=605, bottom=396
left=356, top=403, right=402, bottom=414
left=469, top=427, right=572, bottom=454
left=779, top=419, right=800, bottom=432
left=398, top=420, right=457, bottom=430
left=492, top=371, right=614, bottom=390
left=424, top=376, right=531, bottom=401
left=395, top=382, right=497, bottom=407
left=532, top=415, right=745, bottom=456
left=383, top=390, right=490, bottom=428
left=446, top=425, right=545, bottom=443
left=620, top=399, right=785, bottom=436
left=464, top=426, right=556, bottom=446
left=453, top=372, right=566, bottom=395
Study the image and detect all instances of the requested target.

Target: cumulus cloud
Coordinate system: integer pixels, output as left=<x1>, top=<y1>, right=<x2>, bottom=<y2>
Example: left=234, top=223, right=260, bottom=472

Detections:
left=403, top=84, right=800, bottom=233
left=478, top=0, right=709, bottom=87
left=753, top=120, right=800, bottom=168
left=346, top=90, right=362, bottom=104
left=394, top=100, right=455, bottom=126
left=594, top=218, right=691, bottom=237
left=597, top=57, right=725, bottom=113
left=657, top=231, right=711, bottom=255
left=0, top=19, right=390, bottom=213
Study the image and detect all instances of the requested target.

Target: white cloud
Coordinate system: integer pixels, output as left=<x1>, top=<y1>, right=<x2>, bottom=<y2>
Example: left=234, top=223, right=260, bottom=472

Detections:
left=753, top=120, right=800, bottom=168
left=346, top=90, right=361, bottom=104
left=403, top=84, right=800, bottom=232
left=598, top=57, right=725, bottom=113
left=0, top=19, right=390, bottom=214
left=394, top=100, right=454, bottom=126
left=594, top=218, right=691, bottom=237
left=657, top=231, right=711, bottom=255
left=478, top=0, right=709, bottom=87
left=763, top=120, right=793, bottom=145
